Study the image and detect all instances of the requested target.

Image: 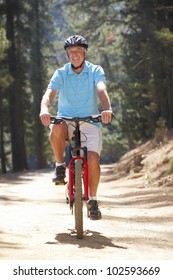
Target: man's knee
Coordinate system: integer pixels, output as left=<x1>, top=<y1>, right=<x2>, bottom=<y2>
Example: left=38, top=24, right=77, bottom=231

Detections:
left=50, top=123, right=67, bottom=138
left=88, top=151, right=100, bottom=164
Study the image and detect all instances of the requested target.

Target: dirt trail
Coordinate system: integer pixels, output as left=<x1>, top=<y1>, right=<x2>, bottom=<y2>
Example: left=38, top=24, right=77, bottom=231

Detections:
left=0, top=163, right=173, bottom=260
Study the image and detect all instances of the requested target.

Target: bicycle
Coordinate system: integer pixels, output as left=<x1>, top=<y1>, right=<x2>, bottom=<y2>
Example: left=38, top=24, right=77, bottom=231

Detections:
left=50, top=114, right=102, bottom=239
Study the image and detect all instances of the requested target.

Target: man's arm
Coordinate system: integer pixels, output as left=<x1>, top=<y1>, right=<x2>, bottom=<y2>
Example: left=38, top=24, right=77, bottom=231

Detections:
left=39, top=88, right=57, bottom=126
left=96, top=81, right=113, bottom=124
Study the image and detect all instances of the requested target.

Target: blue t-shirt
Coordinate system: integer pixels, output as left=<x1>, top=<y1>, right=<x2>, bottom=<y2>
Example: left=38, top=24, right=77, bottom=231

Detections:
left=47, top=60, right=105, bottom=120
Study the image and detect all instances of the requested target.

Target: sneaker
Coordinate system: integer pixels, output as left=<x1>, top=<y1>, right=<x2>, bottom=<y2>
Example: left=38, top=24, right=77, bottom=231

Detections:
left=88, top=200, right=102, bottom=220
left=52, top=165, right=66, bottom=184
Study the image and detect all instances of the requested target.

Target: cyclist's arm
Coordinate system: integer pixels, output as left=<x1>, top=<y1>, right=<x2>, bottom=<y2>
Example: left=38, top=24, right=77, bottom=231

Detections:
left=96, top=81, right=112, bottom=124
left=39, top=88, right=57, bottom=126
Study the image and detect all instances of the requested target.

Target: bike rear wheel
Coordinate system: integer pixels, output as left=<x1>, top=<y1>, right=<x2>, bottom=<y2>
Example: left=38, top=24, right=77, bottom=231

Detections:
left=74, top=159, right=83, bottom=239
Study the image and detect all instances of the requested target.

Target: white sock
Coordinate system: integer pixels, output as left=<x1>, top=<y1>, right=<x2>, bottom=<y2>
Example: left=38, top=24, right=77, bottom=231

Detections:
left=55, top=162, right=66, bottom=167
left=89, top=196, right=97, bottom=201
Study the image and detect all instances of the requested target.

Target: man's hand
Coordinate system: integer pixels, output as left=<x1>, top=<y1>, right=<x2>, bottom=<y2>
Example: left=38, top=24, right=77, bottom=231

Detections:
left=39, top=113, right=51, bottom=126
left=39, top=89, right=56, bottom=126
left=101, top=109, right=113, bottom=124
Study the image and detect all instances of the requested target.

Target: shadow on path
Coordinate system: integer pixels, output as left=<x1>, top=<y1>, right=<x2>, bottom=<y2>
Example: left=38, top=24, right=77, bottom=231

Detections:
left=46, top=230, right=127, bottom=250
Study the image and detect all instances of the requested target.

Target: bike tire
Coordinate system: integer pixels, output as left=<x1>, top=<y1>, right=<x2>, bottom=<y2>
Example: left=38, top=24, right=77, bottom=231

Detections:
left=74, top=159, right=83, bottom=239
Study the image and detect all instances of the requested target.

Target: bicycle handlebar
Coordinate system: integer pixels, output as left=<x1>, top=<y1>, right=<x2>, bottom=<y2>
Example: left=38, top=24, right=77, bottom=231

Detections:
left=50, top=114, right=102, bottom=124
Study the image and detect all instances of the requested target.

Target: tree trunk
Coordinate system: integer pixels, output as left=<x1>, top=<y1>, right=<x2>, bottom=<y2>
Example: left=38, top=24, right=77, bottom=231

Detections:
left=5, top=0, right=27, bottom=171
left=29, top=0, right=48, bottom=168
left=0, top=89, right=6, bottom=173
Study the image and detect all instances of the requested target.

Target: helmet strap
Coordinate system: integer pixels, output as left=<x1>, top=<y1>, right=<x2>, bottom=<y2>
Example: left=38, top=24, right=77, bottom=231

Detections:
left=71, top=59, right=85, bottom=70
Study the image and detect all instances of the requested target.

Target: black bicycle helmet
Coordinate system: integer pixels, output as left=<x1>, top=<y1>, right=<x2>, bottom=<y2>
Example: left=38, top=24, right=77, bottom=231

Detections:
left=64, top=35, right=88, bottom=50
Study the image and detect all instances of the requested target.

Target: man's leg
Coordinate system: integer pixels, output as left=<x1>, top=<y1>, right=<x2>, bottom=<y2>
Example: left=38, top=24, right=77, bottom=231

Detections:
left=49, top=122, right=68, bottom=163
left=88, top=151, right=100, bottom=197
left=87, top=151, right=102, bottom=220
left=49, top=122, right=68, bottom=183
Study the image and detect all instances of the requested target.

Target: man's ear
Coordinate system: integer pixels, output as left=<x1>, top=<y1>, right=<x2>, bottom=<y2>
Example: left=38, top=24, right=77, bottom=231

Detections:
left=84, top=50, right=87, bottom=58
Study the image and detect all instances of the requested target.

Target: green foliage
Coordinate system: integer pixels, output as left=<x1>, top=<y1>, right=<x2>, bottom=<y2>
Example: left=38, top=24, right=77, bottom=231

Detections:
left=155, top=28, right=173, bottom=47
left=0, top=28, right=9, bottom=59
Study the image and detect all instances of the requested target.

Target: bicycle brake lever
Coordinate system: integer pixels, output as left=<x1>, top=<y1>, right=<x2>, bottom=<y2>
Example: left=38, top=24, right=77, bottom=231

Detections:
left=91, top=115, right=102, bottom=123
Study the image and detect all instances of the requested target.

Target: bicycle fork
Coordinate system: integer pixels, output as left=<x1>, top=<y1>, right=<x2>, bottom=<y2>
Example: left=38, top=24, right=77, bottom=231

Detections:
left=66, top=156, right=89, bottom=211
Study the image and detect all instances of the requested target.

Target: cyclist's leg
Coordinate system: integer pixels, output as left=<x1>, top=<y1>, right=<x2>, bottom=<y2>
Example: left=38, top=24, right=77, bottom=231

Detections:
left=49, top=122, right=68, bottom=183
left=87, top=151, right=100, bottom=197
left=49, top=121, right=68, bottom=163
left=87, top=152, right=102, bottom=219
left=81, top=123, right=102, bottom=195
left=81, top=123, right=102, bottom=219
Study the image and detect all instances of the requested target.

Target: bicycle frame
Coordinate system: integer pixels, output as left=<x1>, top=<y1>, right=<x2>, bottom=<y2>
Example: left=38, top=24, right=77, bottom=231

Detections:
left=67, top=118, right=89, bottom=206
left=50, top=114, right=101, bottom=238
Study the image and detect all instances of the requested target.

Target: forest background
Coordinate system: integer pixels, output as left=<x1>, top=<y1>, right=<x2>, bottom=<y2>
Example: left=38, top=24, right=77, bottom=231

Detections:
left=0, top=0, right=173, bottom=173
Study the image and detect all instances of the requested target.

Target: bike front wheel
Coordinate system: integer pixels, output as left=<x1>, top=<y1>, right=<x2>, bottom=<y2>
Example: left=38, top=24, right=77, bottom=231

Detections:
left=74, top=159, right=83, bottom=239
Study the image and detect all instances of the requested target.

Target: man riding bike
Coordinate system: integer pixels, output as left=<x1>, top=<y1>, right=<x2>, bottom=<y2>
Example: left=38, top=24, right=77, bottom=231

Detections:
left=39, top=35, right=113, bottom=220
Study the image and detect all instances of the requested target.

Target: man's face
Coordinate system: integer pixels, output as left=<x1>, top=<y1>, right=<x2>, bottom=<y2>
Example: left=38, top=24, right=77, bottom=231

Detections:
left=67, top=46, right=86, bottom=68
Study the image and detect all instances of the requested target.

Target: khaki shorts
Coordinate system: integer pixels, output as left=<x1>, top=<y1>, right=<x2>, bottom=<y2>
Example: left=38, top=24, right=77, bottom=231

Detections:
left=67, top=121, right=102, bottom=156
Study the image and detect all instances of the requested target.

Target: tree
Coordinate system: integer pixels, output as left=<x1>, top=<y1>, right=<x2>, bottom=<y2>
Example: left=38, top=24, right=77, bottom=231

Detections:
left=0, top=21, right=12, bottom=173
left=5, top=0, right=27, bottom=171
left=28, top=0, right=49, bottom=168
left=121, top=0, right=173, bottom=144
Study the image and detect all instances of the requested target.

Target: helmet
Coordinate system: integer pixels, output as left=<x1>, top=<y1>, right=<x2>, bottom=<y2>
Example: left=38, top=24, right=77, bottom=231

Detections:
left=64, top=35, right=88, bottom=50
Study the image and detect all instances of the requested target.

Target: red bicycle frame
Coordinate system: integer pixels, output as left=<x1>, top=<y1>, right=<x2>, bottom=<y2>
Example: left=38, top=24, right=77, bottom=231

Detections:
left=68, top=155, right=89, bottom=202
